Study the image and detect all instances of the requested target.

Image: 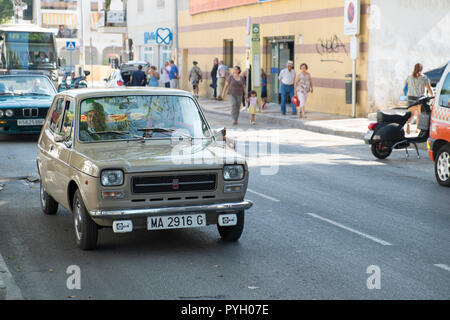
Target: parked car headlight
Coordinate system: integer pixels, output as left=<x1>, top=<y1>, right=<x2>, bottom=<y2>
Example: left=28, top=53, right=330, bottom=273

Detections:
left=5, top=109, right=13, bottom=117
left=101, top=170, right=124, bottom=186
left=223, top=165, right=244, bottom=181
left=0, top=110, right=4, bottom=117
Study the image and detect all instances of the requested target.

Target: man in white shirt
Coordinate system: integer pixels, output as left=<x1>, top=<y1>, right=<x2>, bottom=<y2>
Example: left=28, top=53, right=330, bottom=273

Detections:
left=278, top=60, right=296, bottom=115
left=216, top=60, right=227, bottom=100
left=161, top=61, right=171, bottom=88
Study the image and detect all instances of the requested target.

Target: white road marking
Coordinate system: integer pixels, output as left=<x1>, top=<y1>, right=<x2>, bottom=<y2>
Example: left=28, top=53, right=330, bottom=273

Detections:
left=434, top=264, right=450, bottom=272
left=305, top=212, right=392, bottom=246
left=247, top=188, right=280, bottom=202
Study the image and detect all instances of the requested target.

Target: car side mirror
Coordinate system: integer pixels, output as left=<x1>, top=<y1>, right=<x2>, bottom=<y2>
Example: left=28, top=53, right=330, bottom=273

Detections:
left=84, top=70, right=91, bottom=76
left=104, top=78, right=108, bottom=82
left=54, top=134, right=69, bottom=143
left=213, top=127, right=226, bottom=141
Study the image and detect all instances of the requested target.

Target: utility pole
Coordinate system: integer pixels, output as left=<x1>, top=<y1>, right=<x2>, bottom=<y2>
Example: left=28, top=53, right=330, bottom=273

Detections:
left=79, top=0, right=85, bottom=70
left=174, top=0, right=178, bottom=63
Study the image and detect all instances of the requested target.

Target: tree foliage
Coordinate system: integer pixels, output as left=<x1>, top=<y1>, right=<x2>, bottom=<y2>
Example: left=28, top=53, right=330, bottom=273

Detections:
left=0, top=0, right=13, bottom=24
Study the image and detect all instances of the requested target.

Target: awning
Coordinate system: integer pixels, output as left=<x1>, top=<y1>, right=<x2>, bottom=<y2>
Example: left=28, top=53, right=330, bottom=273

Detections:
left=42, top=12, right=78, bottom=28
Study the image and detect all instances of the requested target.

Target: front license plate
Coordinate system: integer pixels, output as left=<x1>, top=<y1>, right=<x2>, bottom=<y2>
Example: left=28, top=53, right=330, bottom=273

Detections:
left=147, top=213, right=206, bottom=230
left=17, top=119, right=45, bottom=126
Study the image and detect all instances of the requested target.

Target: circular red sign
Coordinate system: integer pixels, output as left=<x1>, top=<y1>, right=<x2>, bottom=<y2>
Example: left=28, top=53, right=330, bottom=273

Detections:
left=348, top=2, right=355, bottom=23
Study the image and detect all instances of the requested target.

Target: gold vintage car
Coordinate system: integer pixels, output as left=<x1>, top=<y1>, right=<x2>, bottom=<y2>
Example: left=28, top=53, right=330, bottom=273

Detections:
left=37, top=88, right=253, bottom=250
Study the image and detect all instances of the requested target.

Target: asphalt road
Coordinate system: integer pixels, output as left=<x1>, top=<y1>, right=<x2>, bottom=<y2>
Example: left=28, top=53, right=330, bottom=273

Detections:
left=0, top=111, right=449, bottom=300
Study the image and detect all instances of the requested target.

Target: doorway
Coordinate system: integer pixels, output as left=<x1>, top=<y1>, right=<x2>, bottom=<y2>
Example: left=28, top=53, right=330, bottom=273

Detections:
left=267, top=37, right=295, bottom=103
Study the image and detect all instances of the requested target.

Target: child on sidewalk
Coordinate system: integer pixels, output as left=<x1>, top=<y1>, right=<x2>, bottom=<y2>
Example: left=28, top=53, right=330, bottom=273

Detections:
left=246, top=90, right=261, bottom=125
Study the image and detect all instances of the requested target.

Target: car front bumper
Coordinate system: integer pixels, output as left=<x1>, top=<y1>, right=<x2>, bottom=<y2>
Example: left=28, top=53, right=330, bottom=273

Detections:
left=89, top=200, right=254, bottom=219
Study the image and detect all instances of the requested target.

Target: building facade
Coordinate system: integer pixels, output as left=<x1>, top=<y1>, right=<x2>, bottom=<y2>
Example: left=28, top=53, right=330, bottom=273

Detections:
left=178, top=0, right=371, bottom=117
left=126, top=0, right=175, bottom=72
left=37, top=0, right=123, bottom=70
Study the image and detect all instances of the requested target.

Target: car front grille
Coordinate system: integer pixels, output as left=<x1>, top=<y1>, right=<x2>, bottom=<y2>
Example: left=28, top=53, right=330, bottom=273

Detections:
left=132, top=174, right=217, bottom=194
left=4, top=108, right=48, bottom=118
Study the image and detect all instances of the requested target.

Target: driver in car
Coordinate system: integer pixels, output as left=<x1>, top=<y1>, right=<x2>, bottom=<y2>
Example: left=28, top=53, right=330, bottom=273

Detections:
left=79, top=102, right=109, bottom=141
left=27, top=78, right=48, bottom=94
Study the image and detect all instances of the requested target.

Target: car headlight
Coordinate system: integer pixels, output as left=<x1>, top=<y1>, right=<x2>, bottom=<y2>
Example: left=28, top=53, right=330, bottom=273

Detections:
left=0, top=110, right=4, bottom=117
left=101, top=170, right=124, bottom=186
left=5, top=109, right=13, bottom=117
left=223, top=165, right=245, bottom=181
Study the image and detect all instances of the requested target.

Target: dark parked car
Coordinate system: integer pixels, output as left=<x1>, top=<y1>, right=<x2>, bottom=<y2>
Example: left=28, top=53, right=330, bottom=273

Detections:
left=0, top=75, right=57, bottom=134
left=119, top=61, right=150, bottom=86
left=425, top=61, right=449, bottom=88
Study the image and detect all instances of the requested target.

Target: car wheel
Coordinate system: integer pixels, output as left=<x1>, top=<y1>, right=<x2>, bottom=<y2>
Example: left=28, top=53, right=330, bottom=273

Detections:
left=217, top=210, right=245, bottom=242
left=73, top=190, right=98, bottom=250
left=371, top=143, right=392, bottom=159
left=435, top=144, right=450, bottom=187
left=40, top=181, right=58, bottom=215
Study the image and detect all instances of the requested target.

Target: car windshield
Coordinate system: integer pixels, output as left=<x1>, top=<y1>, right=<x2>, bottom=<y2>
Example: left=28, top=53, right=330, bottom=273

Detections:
left=0, top=76, right=56, bottom=96
left=78, top=95, right=212, bottom=142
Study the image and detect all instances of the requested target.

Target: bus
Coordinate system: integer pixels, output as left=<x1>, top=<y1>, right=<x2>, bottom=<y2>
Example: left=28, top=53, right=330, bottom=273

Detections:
left=0, top=24, right=59, bottom=86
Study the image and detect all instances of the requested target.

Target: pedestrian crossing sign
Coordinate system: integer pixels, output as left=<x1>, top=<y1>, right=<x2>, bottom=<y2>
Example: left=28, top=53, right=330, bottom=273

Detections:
left=66, top=41, right=76, bottom=51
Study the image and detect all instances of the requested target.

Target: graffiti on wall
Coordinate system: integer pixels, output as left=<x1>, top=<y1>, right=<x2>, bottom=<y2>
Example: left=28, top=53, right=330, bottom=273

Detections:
left=316, top=35, right=348, bottom=63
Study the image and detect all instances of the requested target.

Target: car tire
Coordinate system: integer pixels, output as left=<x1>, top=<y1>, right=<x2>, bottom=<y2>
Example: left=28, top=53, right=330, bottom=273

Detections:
left=435, top=144, right=450, bottom=187
left=40, top=181, right=58, bottom=215
left=371, top=143, right=392, bottom=159
left=217, top=210, right=245, bottom=242
left=73, top=190, right=98, bottom=250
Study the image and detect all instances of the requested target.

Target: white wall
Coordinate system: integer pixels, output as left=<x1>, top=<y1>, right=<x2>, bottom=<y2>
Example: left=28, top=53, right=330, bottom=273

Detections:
left=127, top=0, right=175, bottom=65
left=367, top=0, right=450, bottom=111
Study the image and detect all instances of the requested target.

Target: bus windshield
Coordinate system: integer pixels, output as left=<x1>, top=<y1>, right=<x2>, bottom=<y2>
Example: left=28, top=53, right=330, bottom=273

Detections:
left=4, top=31, right=57, bottom=70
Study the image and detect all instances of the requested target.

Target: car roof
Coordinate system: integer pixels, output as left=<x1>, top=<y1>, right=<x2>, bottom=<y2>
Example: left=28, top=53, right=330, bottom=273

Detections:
left=59, top=87, right=194, bottom=99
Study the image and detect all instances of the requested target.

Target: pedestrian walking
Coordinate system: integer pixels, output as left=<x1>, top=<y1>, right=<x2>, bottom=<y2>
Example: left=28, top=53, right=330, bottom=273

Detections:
left=221, top=66, right=246, bottom=125
left=261, top=68, right=268, bottom=109
left=130, top=65, right=146, bottom=86
left=294, top=63, right=313, bottom=119
left=246, top=90, right=261, bottom=125
left=217, top=60, right=227, bottom=100
left=278, top=60, right=296, bottom=115
left=189, top=61, right=203, bottom=98
left=210, top=58, right=219, bottom=99
left=169, top=60, right=180, bottom=89
left=147, top=66, right=160, bottom=87
left=161, top=61, right=171, bottom=88
left=404, top=63, right=433, bottom=134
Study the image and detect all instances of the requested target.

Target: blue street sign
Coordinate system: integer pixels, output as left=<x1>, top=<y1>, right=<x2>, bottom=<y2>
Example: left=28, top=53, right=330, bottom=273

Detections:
left=66, top=41, right=76, bottom=51
left=155, top=28, right=172, bottom=45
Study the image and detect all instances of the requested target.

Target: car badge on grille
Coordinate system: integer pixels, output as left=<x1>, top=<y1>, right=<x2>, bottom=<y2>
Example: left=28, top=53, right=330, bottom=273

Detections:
left=172, top=179, right=179, bottom=190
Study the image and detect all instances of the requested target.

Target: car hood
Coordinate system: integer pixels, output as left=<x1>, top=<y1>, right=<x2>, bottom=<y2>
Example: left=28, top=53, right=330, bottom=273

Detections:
left=0, top=96, right=54, bottom=108
left=71, top=140, right=245, bottom=177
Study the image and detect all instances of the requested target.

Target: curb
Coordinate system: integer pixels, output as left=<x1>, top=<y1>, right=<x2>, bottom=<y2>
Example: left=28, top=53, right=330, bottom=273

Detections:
left=202, top=106, right=428, bottom=151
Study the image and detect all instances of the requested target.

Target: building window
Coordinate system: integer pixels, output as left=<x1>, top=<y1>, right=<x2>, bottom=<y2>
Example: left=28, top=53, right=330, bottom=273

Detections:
left=223, top=39, right=233, bottom=68
left=157, top=0, right=165, bottom=9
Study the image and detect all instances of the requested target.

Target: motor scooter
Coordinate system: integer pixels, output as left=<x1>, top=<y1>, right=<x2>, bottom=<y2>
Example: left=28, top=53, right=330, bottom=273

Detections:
left=364, top=96, right=434, bottom=159
left=58, top=70, right=91, bottom=91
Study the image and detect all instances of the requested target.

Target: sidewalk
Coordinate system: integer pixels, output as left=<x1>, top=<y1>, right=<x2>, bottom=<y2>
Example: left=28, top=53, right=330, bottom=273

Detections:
left=199, top=97, right=371, bottom=140
left=198, top=98, right=425, bottom=145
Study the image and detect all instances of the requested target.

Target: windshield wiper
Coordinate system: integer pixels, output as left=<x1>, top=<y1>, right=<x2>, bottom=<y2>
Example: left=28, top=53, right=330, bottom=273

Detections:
left=21, top=92, right=51, bottom=96
left=137, top=127, right=194, bottom=141
left=94, top=130, right=145, bottom=141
